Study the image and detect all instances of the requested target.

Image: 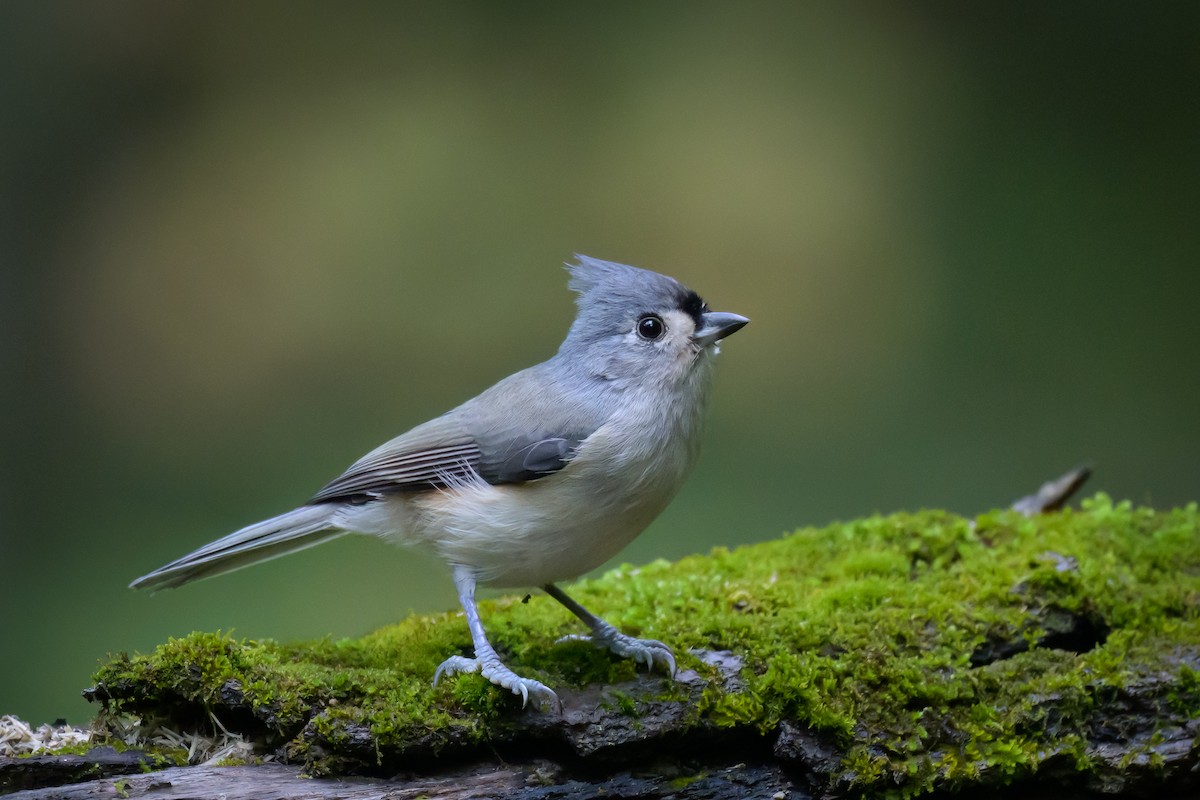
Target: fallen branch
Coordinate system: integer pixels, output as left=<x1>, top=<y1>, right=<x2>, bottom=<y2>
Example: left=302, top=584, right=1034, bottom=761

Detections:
left=4, top=473, right=1198, bottom=799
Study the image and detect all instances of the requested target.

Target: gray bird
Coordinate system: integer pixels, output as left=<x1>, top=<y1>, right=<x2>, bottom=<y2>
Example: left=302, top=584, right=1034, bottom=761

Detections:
left=131, top=256, right=749, bottom=707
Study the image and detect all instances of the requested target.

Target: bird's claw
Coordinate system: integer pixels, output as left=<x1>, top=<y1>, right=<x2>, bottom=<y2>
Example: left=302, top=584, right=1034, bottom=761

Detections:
left=433, top=654, right=560, bottom=711
left=558, top=628, right=677, bottom=678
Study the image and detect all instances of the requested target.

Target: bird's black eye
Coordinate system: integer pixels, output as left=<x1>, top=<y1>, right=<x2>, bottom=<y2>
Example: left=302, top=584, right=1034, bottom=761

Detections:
left=636, top=314, right=666, bottom=341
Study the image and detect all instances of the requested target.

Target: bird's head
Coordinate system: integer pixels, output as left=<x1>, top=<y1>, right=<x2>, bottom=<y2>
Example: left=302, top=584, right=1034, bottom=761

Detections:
left=558, top=255, right=748, bottom=389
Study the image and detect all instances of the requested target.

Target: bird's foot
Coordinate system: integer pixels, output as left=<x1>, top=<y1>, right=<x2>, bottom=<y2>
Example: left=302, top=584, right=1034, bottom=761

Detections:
left=433, top=654, right=559, bottom=710
left=559, top=621, right=676, bottom=677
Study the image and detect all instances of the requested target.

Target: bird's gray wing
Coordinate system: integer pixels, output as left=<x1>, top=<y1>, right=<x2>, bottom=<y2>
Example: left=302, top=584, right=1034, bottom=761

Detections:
left=308, top=407, right=591, bottom=505
left=485, top=436, right=583, bottom=484
left=307, top=413, right=477, bottom=503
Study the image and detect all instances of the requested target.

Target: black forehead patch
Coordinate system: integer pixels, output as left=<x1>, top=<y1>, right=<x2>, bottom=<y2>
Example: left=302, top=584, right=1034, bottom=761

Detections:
left=678, top=289, right=707, bottom=327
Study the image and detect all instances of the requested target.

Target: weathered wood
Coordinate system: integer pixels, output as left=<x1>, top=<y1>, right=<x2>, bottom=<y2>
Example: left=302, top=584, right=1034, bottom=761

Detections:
left=5, top=760, right=802, bottom=800
left=0, top=748, right=157, bottom=795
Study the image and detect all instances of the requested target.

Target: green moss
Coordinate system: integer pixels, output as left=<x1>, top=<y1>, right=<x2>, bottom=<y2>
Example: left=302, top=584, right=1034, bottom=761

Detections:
left=669, top=771, right=708, bottom=789
left=5, top=733, right=188, bottom=769
left=89, top=495, right=1200, bottom=794
left=9, top=741, right=96, bottom=759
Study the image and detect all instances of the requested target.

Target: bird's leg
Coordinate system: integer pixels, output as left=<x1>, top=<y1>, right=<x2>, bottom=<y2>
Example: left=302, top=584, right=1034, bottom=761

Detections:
left=433, top=565, right=558, bottom=709
left=544, top=583, right=676, bottom=677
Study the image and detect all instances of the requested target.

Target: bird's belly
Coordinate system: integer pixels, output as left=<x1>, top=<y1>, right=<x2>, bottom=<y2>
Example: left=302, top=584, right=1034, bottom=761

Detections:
left=409, top=462, right=683, bottom=588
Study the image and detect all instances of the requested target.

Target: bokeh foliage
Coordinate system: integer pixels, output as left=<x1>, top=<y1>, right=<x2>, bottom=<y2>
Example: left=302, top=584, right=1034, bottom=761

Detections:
left=2, top=2, right=1198, bottom=725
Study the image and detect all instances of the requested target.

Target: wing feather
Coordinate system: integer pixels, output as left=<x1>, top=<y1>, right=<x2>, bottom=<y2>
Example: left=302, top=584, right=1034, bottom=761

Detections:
left=309, top=416, right=481, bottom=503
left=309, top=365, right=607, bottom=504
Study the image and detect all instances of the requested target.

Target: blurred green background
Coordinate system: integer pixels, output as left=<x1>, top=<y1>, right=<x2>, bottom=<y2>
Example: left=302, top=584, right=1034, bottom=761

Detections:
left=3, top=2, right=1198, bottom=727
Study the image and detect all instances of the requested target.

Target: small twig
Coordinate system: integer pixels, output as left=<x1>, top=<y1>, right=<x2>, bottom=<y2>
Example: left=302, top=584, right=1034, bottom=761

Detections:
left=1010, top=464, right=1092, bottom=516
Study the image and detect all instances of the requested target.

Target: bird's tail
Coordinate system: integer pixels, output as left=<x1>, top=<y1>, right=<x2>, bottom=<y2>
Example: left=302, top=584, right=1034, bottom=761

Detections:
left=129, top=505, right=342, bottom=591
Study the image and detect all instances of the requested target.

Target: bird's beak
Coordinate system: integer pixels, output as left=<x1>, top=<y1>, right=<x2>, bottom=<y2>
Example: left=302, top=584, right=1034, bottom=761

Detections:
left=694, top=311, right=750, bottom=348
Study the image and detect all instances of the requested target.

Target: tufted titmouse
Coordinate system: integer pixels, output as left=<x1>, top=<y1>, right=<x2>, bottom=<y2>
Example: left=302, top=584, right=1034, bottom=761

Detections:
left=131, top=256, right=749, bottom=707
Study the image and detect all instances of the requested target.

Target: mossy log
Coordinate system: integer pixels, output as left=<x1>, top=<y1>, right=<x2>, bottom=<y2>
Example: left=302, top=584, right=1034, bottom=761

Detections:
left=6, top=495, right=1200, bottom=798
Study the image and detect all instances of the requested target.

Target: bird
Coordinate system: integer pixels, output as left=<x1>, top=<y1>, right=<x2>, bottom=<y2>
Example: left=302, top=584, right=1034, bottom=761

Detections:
left=130, top=255, right=749, bottom=708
